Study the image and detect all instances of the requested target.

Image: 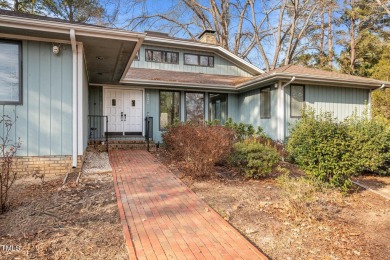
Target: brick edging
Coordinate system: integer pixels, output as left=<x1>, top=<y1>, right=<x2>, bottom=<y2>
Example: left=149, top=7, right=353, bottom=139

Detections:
left=112, top=171, right=138, bottom=260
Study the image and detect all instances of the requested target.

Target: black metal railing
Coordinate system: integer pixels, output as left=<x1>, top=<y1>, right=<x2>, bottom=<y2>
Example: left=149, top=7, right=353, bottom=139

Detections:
left=88, top=115, right=108, bottom=152
left=145, top=115, right=153, bottom=152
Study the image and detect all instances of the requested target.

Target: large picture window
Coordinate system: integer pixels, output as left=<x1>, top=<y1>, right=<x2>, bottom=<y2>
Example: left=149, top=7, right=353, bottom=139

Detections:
left=184, top=53, right=214, bottom=67
left=160, top=91, right=180, bottom=130
left=0, top=40, right=22, bottom=104
left=185, top=92, right=205, bottom=122
left=209, top=93, right=228, bottom=124
left=290, top=85, right=305, bottom=118
left=260, top=87, right=271, bottom=119
left=146, top=49, right=179, bottom=64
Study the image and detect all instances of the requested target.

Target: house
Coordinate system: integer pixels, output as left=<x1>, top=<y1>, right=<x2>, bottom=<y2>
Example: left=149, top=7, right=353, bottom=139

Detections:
left=0, top=10, right=389, bottom=175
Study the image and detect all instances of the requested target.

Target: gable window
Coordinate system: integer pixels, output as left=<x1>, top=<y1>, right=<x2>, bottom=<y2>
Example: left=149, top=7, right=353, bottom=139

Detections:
left=260, top=87, right=271, bottom=119
left=290, top=85, right=305, bottom=118
left=160, top=91, right=180, bottom=130
left=145, top=49, right=179, bottom=64
left=184, top=53, right=214, bottom=67
left=209, top=93, right=228, bottom=124
left=134, top=50, right=140, bottom=60
left=185, top=92, right=205, bottom=122
left=0, top=40, right=22, bottom=104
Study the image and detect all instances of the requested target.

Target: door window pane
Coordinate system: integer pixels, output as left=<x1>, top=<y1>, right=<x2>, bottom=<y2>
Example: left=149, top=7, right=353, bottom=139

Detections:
left=260, top=87, right=271, bottom=118
left=0, top=41, right=21, bottom=104
left=160, top=91, right=180, bottom=129
left=209, top=93, right=228, bottom=124
left=186, top=92, right=204, bottom=122
left=291, top=85, right=305, bottom=117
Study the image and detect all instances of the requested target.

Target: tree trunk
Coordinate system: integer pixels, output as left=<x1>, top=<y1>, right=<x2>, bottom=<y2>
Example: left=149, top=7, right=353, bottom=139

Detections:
left=328, top=3, right=333, bottom=68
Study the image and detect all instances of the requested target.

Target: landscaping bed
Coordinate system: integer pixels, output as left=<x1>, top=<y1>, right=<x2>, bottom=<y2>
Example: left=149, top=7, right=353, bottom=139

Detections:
left=156, top=151, right=390, bottom=260
left=0, top=171, right=127, bottom=259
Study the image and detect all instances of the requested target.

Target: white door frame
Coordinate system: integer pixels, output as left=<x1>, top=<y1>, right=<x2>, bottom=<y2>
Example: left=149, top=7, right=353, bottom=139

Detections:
left=103, top=86, right=145, bottom=136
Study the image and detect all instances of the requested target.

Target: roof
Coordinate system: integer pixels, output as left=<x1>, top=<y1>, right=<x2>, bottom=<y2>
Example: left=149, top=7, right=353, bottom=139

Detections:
left=123, top=68, right=250, bottom=90
left=237, top=65, right=390, bottom=90
left=0, top=9, right=146, bottom=84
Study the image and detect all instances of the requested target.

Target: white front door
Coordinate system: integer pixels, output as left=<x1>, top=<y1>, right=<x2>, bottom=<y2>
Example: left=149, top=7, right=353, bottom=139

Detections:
left=104, top=88, right=143, bottom=134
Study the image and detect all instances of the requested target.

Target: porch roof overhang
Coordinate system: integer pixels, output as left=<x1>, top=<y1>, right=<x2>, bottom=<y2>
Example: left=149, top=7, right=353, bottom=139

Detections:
left=0, top=10, right=146, bottom=84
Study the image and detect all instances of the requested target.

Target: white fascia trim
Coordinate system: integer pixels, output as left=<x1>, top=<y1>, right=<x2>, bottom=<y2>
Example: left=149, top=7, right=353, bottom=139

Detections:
left=93, top=83, right=236, bottom=93
left=77, top=43, right=84, bottom=156
left=120, top=79, right=237, bottom=92
left=276, top=80, right=285, bottom=141
left=237, top=73, right=389, bottom=90
left=0, top=15, right=146, bottom=41
left=120, top=37, right=145, bottom=81
left=144, top=36, right=264, bottom=75
left=70, top=29, right=78, bottom=168
left=0, top=33, right=74, bottom=44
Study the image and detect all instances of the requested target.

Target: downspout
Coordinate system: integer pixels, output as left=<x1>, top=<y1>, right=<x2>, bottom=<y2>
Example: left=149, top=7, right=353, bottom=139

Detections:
left=70, top=29, right=78, bottom=168
left=276, top=77, right=296, bottom=141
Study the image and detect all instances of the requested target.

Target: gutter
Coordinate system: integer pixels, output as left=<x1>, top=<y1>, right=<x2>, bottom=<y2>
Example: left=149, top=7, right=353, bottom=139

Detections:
left=0, top=14, right=146, bottom=41
left=236, top=73, right=389, bottom=91
left=70, top=29, right=78, bottom=168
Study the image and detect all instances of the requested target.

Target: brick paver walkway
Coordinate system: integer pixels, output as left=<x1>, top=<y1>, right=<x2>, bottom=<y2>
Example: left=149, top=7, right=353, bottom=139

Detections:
left=110, top=150, right=267, bottom=260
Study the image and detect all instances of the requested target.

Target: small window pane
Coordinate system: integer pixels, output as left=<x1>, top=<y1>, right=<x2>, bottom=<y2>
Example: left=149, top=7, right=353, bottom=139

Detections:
left=208, top=56, right=214, bottom=67
left=200, top=56, right=209, bottom=66
left=171, top=52, right=178, bottom=63
left=112, top=99, right=116, bottom=106
left=186, top=92, right=204, bottom=122
left=209, top=93, right=228, bottom=124
left=160, top=91, right=180, bottom=129
left=146, top=50, right=153, bottom=61
left=0, top=41, right=21, bottom=103
left=260, top=88, right=271, bottom=118
left=152, top=51, right=162, bottom=62
left=184, top=54, right=199, bottom=65
left=291, top=85, right=305, bottom=117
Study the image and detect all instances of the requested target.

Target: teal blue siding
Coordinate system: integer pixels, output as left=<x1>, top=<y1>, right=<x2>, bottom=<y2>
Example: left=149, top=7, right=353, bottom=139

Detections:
left=132, top=45, right=252, bottom=77
left=285, top=85, right=370, bottom=136
left=1, top=41, right=73, bottom=156
left=145, top=89, right=161, bottom=142
left=227, top=93, right=239, bottom=122
left=238, top=87, right=278, bottom=140
left=88, top=86, right=104, bottom=140
left=88, top=86, right=103, bottom=116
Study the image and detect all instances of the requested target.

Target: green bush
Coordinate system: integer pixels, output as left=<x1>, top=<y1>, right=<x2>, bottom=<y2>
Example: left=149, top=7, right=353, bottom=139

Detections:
left=229, top=138, right=279, bottom=178
left=287, top=110, right=390, bottom=190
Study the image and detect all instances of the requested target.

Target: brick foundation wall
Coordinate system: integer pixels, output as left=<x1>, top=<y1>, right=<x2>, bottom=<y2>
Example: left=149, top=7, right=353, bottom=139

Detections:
left=12, top=155, right=84, bottom=176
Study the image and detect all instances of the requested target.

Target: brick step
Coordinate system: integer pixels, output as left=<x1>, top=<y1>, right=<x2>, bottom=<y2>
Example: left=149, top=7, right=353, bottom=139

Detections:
left=87, top=141, right=157, bottom=151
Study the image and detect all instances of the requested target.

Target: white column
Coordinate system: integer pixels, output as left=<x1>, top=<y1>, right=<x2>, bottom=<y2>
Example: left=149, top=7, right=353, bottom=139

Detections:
left=77, top=43, right=84, bottom=155
left=276, top=81, right=285, bottom=141
left=204, top=92, right=209, bottom=121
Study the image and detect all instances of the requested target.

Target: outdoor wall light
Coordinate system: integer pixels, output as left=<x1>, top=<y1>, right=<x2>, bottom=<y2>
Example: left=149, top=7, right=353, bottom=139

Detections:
left=52, top=43, right=61, bottom=55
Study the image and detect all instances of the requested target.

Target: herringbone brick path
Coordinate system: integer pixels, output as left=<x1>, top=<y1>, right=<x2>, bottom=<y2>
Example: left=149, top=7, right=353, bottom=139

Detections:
left=110, top=150, right=267, bottom=260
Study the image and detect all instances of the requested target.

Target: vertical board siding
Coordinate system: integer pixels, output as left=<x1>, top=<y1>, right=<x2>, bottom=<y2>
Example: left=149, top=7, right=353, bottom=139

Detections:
left=285, top=85, right=370, bottom=137
left=238, top=87, right=278, bottom=140
left=132, top=45, right=252, bottom=77
left=0, top=41, right=73, bottom=156
left=227, top=93, right=239, bottom=122
left=144, top=89, right=161, bottom=142
left=88, top=86, right=103, bottom=116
